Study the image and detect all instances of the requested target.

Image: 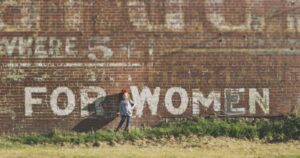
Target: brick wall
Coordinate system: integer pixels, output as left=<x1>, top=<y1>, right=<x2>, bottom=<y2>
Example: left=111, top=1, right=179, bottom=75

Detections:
left=0, top=0, right=300, bottom=133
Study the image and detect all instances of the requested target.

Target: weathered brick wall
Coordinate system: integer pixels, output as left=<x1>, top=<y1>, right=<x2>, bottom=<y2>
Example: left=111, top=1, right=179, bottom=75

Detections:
left=0, top=0, right=300, bottom=133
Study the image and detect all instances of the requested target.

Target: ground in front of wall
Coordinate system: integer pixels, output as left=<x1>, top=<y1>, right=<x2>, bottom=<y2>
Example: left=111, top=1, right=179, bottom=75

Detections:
left=0, top=136, right=299, bottom=158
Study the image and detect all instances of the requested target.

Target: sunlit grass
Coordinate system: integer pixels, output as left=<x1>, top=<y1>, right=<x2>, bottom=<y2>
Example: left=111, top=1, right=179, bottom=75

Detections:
left=0, top=137, right=299, bottom=158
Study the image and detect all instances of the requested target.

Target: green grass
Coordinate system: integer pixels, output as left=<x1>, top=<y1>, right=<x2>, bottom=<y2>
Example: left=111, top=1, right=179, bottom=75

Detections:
left=6, top=115, right=300, bottom=145
left=1, top=137, right=300, bottom=158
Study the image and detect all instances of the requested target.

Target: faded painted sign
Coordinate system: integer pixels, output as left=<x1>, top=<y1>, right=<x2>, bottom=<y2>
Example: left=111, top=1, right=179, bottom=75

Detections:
left=127, top=0, right=184, bottom=31
left=0, top=0, right=298, bottom=33
left=24, top=86, right=270, bottom=117
left=0, top=0, right=299, bottom=133
left=0, top=36, right=77, bottom=57
left=205, top=0, right=265, bottom=32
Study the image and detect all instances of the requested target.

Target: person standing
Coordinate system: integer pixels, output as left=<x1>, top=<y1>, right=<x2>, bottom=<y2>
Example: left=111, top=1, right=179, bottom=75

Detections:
left=115, top=89, right=135, bottom=132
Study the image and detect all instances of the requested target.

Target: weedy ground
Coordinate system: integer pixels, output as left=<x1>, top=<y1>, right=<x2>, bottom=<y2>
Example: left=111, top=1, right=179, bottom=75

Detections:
left=0, top=136, right=299, bottom=158
left=0, top=116, right=299, bottom=158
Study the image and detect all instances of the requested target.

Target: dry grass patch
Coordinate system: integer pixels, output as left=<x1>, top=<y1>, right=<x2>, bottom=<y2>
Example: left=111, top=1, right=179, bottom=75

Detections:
left=0, top=137, right=299, bottom=158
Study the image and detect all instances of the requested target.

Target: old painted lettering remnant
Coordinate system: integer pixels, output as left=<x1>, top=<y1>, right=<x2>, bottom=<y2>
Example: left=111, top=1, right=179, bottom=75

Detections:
left=0, top=0, right=300, bottom=133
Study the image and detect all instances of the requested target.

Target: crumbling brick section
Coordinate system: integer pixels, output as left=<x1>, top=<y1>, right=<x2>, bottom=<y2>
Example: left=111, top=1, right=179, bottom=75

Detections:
left=0, top=0, right=300, bottom=133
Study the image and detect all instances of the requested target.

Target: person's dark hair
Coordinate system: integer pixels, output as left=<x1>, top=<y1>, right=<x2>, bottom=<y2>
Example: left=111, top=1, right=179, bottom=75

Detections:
left=118, top=88, right=129, bottom=101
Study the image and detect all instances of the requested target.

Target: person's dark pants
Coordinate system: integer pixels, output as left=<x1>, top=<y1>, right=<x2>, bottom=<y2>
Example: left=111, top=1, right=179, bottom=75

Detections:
left=116, top=115, right=131, bottom=131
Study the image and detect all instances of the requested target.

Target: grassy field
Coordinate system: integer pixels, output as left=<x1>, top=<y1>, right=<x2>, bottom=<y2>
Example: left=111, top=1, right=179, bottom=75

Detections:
left=0, top=117, right=298, bottom=158
left=0, top=137, right=299, bottom=158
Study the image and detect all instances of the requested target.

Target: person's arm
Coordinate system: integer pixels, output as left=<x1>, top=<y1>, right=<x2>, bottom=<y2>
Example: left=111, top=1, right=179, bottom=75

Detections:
left=129, top=99, right=135, bottom=108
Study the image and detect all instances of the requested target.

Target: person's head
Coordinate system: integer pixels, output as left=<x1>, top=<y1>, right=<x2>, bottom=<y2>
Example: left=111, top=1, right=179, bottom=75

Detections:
left=123, top=92, right=130, bottom=100
left=121, top=88, right=130, bottom=101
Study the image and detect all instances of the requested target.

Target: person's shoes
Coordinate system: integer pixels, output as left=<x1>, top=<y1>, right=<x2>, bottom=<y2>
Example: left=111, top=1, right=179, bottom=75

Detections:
left=124, top=129, right=129, bottom=132
left=114, top=128, right=119, bottom=132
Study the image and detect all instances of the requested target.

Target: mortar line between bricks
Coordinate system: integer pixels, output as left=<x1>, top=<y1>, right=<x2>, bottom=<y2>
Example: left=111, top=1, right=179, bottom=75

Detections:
left=165, top=48, right=300, bottom=55
left=0, top=62, right=142, bottom=68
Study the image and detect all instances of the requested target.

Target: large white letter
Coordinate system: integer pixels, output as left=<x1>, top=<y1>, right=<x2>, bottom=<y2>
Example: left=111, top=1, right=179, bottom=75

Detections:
left=205, top=0, right=265, bottom=32
left=165, top=0, right=185, bottom=30
left=127, top=0, right=184, bottom=31
left=130, top=86, right=160, bottom=117
left=0, top=37, right=18, bottom=56
left=25, top=87, right=47, bottom=116
left=65, top=37, right=77, bottom=56
left=88, top=36, right=114, bottom=60
left=249, top=88, right=270, bottom=114
left=49, top=37, right=62, bottom=56
left=224, top=88, right=246, bottom=115
left=18, top=37, right=33, bottom=56
left=287, top=0, right=300, bottom=32
left=165, top=87, right=189, bottom=115
left=64, top=0, right=83, bottom=31
left=34, top=37, right=47, bottom=56
left=192, top=89, right=221, bottom=116
left=50, top=87, right=76, bottom=116
left=80, top=87, right=106, bottom=117
left=0, top=0, right=40, bottom=32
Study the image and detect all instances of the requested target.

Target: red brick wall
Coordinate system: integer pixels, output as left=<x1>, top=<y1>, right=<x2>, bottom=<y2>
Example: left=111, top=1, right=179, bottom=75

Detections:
left=0, top=0, right=300, bottom=133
